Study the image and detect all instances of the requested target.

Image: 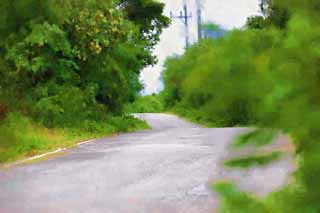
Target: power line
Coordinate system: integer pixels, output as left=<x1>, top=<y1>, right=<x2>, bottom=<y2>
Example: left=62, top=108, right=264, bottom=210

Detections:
left=170, top=1, right=192, bottom=49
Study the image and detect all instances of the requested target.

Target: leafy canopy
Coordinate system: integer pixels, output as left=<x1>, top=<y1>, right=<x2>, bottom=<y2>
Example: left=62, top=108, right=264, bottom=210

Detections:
left=0, top=0, right=169, bottom=127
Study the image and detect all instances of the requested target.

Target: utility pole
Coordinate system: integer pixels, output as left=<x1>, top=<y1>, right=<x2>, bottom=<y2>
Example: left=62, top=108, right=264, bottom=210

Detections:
left=170, top=0, right=192, bottom=49
left=196, top=0, right=202, bottom=41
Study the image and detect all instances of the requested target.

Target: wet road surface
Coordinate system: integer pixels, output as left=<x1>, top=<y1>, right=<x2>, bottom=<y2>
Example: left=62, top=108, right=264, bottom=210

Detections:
left=0, top=113, right=295, bottom=213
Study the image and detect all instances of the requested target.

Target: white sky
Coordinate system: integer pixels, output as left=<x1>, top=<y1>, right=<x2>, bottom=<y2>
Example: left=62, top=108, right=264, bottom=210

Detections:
left=140, top=0, right=261, bottom=95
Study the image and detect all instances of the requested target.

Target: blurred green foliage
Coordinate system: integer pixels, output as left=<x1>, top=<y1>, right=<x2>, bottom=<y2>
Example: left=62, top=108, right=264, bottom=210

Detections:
left=162, top=0, right=320, bottom=211
left=224, top=152, right=282, bottom=168
left=214, top=182, right=268, bottom=213
left=233, top=129, right=277, bottom=148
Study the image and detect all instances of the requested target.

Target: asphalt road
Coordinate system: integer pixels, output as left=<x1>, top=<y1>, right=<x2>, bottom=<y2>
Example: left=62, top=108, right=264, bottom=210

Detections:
left=0, top=113, right=295, bottom=213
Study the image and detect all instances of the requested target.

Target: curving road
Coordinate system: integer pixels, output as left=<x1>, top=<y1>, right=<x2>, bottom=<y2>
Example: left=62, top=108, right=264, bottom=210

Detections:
left=0, top=113, right=295, bottom=213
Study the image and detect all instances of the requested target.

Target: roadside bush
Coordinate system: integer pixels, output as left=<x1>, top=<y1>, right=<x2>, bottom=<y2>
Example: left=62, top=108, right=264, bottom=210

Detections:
left=33, top=85, right=105, bottom=127
left=125, top=95, right=164, bottom=113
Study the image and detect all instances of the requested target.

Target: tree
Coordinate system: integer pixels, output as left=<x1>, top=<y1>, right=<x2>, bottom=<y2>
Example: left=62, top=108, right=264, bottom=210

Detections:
left=246, top=0, right=289, bottom=30
left=0, top=0, right=169, bottom=125
left=118, top=0, right=170, bottom=65
left=246, top=16, right=267, bottom=30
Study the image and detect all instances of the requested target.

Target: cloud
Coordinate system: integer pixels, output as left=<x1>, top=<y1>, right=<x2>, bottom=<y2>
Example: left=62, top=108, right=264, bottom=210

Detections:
left=140, top=0, right=260, bottom=95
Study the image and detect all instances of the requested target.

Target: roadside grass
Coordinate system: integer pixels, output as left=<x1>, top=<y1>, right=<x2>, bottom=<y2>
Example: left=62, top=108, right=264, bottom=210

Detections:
left=169, top=105, right=217, bottom=127
left=224, top=152, right=283, bottom=168
left=214, top=180, right=305, bottom=213
left=214, top=182, right=268, bottom=213
left=215, top=168, right=319, bottom=213
left=0, top=112, right=149, bottom=163
left=169, top=103, right=258, bottom=128
left=233, top=129, right=277, bottom=149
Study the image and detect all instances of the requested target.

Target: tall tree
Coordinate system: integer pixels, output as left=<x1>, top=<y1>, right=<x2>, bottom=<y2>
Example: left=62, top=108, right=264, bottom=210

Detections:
left=118, top=0, right=170, bottom=65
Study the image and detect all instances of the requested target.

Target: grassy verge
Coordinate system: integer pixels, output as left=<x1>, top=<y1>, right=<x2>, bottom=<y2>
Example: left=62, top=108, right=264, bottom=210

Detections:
left=213, top=177, right=306, bottom=213
left=0, top=112, right=149, bottom=163
left=168, top=103, right=258, bottom=128
left=169, top=105, right=218, bottom=127
left=224, top=152, right=283, bottom=168
left=233, top=129, right=277, bottom=148
left=214, top=182, right=269, bottom=213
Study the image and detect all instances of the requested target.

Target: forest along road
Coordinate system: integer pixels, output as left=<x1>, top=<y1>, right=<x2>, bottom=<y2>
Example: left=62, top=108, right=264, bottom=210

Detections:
left=0, top=113, right=295, bottom=213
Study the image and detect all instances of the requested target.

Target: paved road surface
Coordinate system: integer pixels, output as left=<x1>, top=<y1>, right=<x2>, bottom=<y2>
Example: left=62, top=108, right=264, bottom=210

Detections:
left=0, top=113, right=295, bottom=213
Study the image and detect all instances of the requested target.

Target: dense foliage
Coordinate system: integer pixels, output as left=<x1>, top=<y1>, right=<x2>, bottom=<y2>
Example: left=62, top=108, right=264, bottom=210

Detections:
left=0, top=0, right=168, bottom=115
left=0, top=0, right=168, bottom=162
left=125, top=95, right=164, bottom=113
left=162, top=0, right=320, bottom=211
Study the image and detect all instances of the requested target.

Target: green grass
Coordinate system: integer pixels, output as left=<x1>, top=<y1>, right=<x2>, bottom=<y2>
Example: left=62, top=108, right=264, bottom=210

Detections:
left=214, top=180, right=310, bottom=213
left=0, top=112, right=149, bottom=163
left=233, top=129, right=277, bottom=149
left=214, top=182, right=268, bottom=213
left=224, top=152, right=283, bottom=168
left=169, top=105, right=218, bottom=127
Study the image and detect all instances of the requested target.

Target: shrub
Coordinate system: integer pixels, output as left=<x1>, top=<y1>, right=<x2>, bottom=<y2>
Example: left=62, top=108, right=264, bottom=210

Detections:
left=125, top=95, right=164, bottom=113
